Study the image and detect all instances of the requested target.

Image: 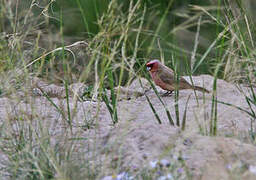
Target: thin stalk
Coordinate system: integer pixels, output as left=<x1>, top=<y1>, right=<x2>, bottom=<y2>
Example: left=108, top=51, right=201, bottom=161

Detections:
left=75, top=0, right=91, bottom=36
left=174, top=61, right=180, bottom=126
left=182, top=94, right=192, bottom=131
left=147, top=0, right=174, bottom=55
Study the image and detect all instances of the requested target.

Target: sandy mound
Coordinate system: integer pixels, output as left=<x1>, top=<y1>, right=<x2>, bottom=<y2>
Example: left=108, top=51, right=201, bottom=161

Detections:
left=0, top=75, right=256, bottom=179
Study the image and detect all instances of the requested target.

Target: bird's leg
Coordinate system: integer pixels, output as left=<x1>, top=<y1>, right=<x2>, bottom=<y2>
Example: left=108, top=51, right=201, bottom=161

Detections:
left=162, top=90, right=173, bottom=97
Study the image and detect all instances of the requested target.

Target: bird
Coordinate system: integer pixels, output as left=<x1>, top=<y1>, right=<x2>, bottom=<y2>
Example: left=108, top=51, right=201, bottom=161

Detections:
left=146, top=59, right=209, bottom=95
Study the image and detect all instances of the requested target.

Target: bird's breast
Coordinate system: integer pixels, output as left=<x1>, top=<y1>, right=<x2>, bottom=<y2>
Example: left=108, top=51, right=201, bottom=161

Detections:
left=150, top=71, right=169, bottom=90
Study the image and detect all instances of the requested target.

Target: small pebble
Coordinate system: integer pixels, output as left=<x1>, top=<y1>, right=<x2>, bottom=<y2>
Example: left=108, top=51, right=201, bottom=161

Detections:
left=166, top=173, right=174, bottom=180
left=160, top=159, right=170, bottom=167
left=181, top=154, right=189, bottom=160
left=142, top=153, right=148, bottom=159
left=226, top=164, right=232, bottom=170
left=157, top=176, right=167, bottom=180
left=172, top=154, right=179, bottom=160
left=177, top=168, right=184, bottom=173
left=116, top=172, right=133, bottom=180
left=157, top=173, right=173, bottom=180
left=183, top=138, right=193, bottom=146
left=101, top=176, right=113, bottom=180
left=156, top=171, right=163, bottom=176
left=150, top=160, right=158, bottom=169
left=131, top=165, right=138, bottom=171
left=249, top=165, right=256, bottom=175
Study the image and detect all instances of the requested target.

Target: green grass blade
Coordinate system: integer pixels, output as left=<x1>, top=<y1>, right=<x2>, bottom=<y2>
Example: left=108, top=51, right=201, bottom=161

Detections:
left=182, top=94, right=191, bottom=131
left=137, top=77, right=162, bottom=124
left=146, top=0, right=174, bottom=56
left=64, top=80, right=72, bottom=132
left=215, top=99, right=256, bottom=119
left=245, top=97, right=256, bottom=118
left=75, top=0, right=91, bottom=36
left=144, top=93, right=162, bottom=124
left=102, top=88, right=114, bottom=116
left=108, top=69, right=118, bottom=123
left=146, top=76, right=175, bottom=126
left=173, top=57, right=180, bottom=126
left=38, top=88, right=68, bottom=123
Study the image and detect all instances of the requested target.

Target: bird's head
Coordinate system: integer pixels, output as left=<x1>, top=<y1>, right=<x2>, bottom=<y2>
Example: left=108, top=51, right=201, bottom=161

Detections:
left=146, top=59, right=160, bottom=72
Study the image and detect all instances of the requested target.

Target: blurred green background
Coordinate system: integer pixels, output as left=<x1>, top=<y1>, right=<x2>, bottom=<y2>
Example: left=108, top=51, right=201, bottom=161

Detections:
left=51, top=0, right=256, bottom=73
left=1, top=0, right=256, bottom=84
left=52, top=0, right=216, bottom=74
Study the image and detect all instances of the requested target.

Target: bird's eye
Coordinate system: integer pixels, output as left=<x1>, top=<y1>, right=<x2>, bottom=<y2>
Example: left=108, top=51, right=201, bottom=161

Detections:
left=146, top=63, right=154, bottom=71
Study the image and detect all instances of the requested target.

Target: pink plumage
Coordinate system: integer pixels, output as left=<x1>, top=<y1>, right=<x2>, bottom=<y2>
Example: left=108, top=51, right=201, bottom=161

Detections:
left=146, top=59, right=209, bottom=93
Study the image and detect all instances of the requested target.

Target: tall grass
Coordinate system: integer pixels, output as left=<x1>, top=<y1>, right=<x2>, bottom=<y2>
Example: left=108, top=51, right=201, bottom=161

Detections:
left=0, top=0, right=256, bottom=179
left=102, top=69, right=118, bottom=124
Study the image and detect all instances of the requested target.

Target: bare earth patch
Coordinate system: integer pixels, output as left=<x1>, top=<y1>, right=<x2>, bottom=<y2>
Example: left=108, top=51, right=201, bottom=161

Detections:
left=0, top=75, right=256, bottom=179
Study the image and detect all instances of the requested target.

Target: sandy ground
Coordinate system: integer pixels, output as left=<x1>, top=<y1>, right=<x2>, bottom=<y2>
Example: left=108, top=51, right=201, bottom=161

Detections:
left=0, top=75, right=256, bottom=179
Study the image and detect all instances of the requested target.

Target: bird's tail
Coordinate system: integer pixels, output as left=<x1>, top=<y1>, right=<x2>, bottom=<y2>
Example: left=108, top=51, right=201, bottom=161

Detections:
left=193, top=86, right=210, bottom=93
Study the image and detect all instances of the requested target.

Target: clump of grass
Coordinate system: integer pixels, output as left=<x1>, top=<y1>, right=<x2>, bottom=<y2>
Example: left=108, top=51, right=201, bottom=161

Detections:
left=139, top=77, right=162, bottom=124
left=0, top=112, right=100, bottom=179
left=189, top=0, right=256, bottom=136
left=1, top=0, right=256, bottom=179
left=80, top=85, right=94, bottom=100
left=171, top=55, right=181, bottom=127
left=182, top=94, right=192, bottom=131
left=216, top=76, right=256, bottom=142
left=101, top=68, right=118, bottom=124
left=245, top=78, right=256, bottom=142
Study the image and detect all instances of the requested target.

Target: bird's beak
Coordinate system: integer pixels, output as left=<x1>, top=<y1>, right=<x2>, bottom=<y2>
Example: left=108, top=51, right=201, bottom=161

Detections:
left=146, top=66, right=151, bottom=71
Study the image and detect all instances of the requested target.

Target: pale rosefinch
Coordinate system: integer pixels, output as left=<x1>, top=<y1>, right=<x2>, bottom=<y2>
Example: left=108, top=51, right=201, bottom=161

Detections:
left=146, top=59, right=209, bottom=94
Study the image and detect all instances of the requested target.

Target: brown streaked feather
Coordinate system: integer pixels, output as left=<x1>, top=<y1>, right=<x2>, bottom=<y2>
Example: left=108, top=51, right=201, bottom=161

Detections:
left=158, top=64, right=192, bottom=90
left=158, top=71, right=175, bottom=85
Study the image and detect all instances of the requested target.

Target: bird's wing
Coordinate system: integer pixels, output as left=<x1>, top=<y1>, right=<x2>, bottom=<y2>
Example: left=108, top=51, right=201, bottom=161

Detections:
left=159, top=67, right=191, bottom=89
left=158, top=68, right=175, bottom=85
